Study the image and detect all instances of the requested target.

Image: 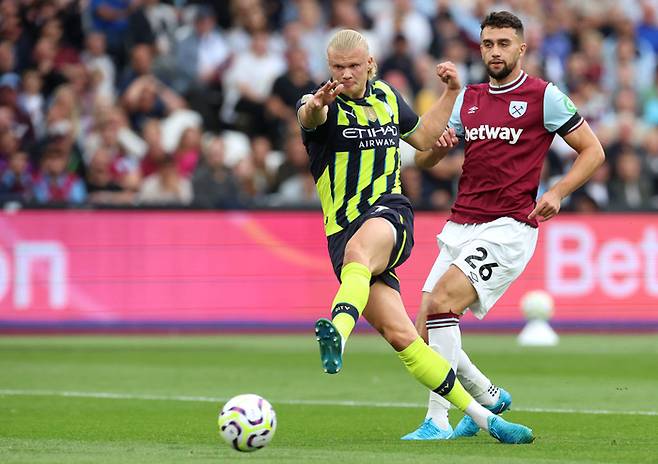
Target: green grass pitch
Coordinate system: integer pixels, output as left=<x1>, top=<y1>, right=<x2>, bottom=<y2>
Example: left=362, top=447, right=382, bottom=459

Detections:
left=1, top=333, right=657, bottom=463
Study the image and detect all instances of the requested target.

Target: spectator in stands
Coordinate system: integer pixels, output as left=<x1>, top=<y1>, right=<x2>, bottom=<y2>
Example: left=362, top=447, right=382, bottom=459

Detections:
left=139, top=118, right=167, bottom=178
left=602, top=17, right=656, bottom=94
left=137, top=155, right=192, bottom=206
left=141, top=0, right=179, bottom=80
left=380, top=34, right=421, bottom=94
left=32, top=143, right=86, bottom=204
left=581, top=161, right=611, bottom=210
left=81, top=105, right=142, bottom=184
left=0, top=0, right=656, bottom=213
left=265, top=127, right=316, bottom=207
left=88, top=0, right=140, bottom=69
left=174, top=4, right=231, bottom=132
left=173, top=126, right=201, bottom=178
left=0, top=40, right=19, bottom=83
left=400, top=165, right=425, bottom=209
left=0, top=150, right=32, bottom=203
left=117, top=44, right=157, bottom=94
left=81, top=32, right=116, bottom=103
left=221, top=30, right=286, bottom=139
left=0, top=74, right=35, bottom=149
left=29, top=38, right=67, bottom=100
left=609, top=149, right=653, bottom=210
left=641, top=127, right=658, bottom=208
left=226, top=0, right=278, bottom=54
left=419, top=144, right=463, bottom=211
left=373, top=0, right=433, bottom=57
left=40, top=17, right=81, bottom=71
left=0, top=126, right=18, bottom=174
left=270, top=130, right=307, bottom=194
left=121, top=74, right=186, bottom=133
left=192, top=135, right=244, bottom=208
left=85, top=146, right=136, bottom=205
left=17, top=70, right=46, bottom=139
left=290, top=0, right=327, bottom=82
left=266, top=46, right=317, bottom=148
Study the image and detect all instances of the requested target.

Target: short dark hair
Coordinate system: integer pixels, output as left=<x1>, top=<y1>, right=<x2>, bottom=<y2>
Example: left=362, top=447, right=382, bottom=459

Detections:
left=480, top=11, right=524, bottom=38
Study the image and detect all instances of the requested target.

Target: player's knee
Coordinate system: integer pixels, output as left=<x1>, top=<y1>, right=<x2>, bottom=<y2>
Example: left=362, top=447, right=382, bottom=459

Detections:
left=343, top=242, right=368, bottom=268
left=376, top=321, right=417, bottom=352
left=426, top=281, right=457, bottom=315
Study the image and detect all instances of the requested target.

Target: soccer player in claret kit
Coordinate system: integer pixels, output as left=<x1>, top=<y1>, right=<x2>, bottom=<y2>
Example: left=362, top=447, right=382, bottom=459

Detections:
left=402, top=11, right=605, bottom=440
left=297, top=28, right=534, bottom=444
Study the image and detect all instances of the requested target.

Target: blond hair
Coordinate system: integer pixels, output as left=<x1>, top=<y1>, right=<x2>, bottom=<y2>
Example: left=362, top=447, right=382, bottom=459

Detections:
left=327, top=29, right=377, bottom=80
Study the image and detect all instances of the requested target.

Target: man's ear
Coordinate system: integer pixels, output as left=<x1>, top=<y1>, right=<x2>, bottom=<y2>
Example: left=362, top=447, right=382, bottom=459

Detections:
left=519, top=42, right=528, bottom=56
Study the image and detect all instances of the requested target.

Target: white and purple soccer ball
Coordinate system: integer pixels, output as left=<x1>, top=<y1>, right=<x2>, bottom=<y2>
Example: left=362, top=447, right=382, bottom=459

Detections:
left=520, top=289, right=555, bottom=321
left=218, top=394, right=277, bottom=452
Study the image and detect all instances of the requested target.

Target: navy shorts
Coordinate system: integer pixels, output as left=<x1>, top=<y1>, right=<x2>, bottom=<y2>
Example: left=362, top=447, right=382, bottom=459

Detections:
left=327, top=194, right=415, bottom=293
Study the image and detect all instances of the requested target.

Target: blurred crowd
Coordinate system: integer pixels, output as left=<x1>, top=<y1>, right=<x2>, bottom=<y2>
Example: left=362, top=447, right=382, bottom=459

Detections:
left=1, top=0, right=657, bottom=212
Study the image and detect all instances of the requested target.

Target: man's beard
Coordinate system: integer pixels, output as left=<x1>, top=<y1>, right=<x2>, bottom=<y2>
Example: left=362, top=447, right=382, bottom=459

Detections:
left=487, top=61, right=514, bottom=80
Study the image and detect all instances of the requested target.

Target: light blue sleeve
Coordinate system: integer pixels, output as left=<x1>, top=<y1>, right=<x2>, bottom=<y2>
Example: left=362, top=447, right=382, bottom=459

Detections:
left=448, top=88, right=466, bottom=137
left=543, top=83, right=579, bottom=132
left=69, top=179, right=87, bottom=204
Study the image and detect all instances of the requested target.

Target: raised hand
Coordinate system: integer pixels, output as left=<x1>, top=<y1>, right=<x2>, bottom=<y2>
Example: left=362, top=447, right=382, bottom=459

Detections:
left=436, top=61, right=461, bottom=91
left=307, top=80, right=344, bottom=111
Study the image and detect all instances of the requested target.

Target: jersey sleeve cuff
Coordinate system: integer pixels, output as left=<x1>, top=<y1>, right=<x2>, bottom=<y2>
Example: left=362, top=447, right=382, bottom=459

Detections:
left=401, top=117, right=421, bottom=139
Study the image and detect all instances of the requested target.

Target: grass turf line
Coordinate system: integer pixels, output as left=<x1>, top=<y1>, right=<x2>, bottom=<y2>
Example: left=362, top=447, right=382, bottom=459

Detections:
left=1, top=334, right=657, bottom=463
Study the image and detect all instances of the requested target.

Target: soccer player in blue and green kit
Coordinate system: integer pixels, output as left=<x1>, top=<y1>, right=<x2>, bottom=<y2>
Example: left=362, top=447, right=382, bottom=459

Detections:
left=296, top=29, right=534, bottom=444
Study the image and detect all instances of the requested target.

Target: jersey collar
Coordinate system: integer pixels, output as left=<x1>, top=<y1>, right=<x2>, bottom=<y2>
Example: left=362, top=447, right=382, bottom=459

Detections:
left=488, top=70, right=527, bottom=94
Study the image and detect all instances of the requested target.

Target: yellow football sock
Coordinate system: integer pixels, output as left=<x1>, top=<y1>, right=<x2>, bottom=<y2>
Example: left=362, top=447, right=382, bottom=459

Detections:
left=331, top=262, right=371, bottom=342
left=397, top=337, right=473, bottom=411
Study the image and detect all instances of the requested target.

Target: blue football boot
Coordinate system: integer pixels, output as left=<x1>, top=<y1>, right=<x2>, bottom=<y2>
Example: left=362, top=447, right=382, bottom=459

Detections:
left=452, top=387, right=512, bottom=438
left=401, top=418, right=454, bottom=440
left=315, top=318, right=342, bottom=374
left=487, top=415, right=534, bottom=444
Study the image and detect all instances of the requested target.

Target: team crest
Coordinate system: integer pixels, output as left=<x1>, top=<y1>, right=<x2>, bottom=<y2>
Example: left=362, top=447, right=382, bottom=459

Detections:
left=509, top=100, right=527, bottom=118
left=364, top=106, right=378, bottom=122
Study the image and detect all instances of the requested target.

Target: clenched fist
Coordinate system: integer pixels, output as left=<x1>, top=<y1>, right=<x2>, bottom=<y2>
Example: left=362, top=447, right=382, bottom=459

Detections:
left=436, top=61, right=461, bottom=91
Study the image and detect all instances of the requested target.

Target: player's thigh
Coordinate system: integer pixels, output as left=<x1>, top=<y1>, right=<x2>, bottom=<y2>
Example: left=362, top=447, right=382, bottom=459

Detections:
left=344, top=217, right=395, bottom=274
left=362, top=281, right=417, bottom=351
left=426, top=264, right=478, bottom=316
left=451, top=235, right=532, bottom=318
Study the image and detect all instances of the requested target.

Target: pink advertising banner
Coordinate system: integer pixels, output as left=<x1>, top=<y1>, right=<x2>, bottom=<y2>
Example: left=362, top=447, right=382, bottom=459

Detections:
left=0, top=210, right=656, bottom=331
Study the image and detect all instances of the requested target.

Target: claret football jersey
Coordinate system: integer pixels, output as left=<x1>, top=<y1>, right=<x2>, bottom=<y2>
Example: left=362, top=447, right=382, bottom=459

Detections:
left=297, top=80, right=419, bottom=236
left=448, top=70, right=583, bottom=227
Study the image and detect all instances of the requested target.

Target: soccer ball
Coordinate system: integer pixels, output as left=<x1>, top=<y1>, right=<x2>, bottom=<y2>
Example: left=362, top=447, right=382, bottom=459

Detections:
left=218, top=394, right=277, bottom=452
left=520, top=289, right=554, bottom=321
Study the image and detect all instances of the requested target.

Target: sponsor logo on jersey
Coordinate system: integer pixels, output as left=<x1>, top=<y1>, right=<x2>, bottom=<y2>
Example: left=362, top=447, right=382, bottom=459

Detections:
left=342, top=125, right=399, bottom=148
left=467, top=105, right=479, bottom=114
left=509, top=100, right=527, bottom=118
left=464, top=125, right=523, bottom=145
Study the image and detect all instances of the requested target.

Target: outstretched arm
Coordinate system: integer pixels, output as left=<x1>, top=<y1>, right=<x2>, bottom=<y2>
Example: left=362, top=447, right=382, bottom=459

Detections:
left=528, top=121, right=605, bottom=222
left=415, top=127, right=459, bottom=168
left=297, top=80, right=344, bottom=130
left=405, top=62, right=461, bottom=151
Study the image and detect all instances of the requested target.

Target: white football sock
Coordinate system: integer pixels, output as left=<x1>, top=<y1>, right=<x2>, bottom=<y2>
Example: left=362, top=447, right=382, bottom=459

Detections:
left=464, top=400, right=494, bottom=431
left=425, top=312, right=462, bottom=430
left=457, top=350, right=499, bottom=407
